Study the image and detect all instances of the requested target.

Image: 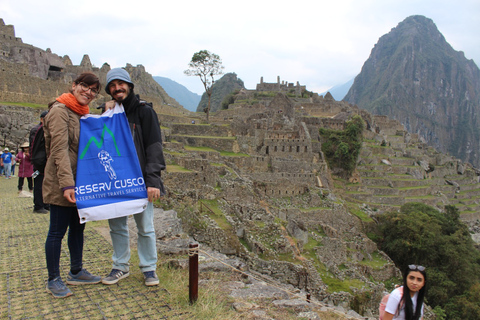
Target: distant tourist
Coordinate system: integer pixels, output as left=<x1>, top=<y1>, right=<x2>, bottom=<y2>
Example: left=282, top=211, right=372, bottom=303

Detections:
left=101, top=68, right=166, bottom=287
left=15, top=142, right=34, bottom=195
left=382, top=264, right=427, bottom=320
left=11, top=150, right=16, bottom=176
left=29, top=111, right=49, bottom=214
left=1, top=147, right=13, bottom=179
left=43, top=72, right=102, bottom=298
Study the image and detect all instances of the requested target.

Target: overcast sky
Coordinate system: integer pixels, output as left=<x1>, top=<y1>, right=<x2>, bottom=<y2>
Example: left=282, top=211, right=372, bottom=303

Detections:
left=1, top=0, right=479, bottom=95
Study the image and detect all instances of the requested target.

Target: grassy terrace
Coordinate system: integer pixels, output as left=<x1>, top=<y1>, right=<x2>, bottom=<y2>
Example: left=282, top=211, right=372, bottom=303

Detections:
left=302, top=237, right=367, bottom=294
left=199, top=199, right=232, bottom=231
left=184, top=145, right=250, bottom=157
left=345, top=197, right=402, bottom=209
left=0, top=101, right=46, bottom=108
left=174, top=134, right=236, bottom=139
left=357, top=176, right=425, bottom=182
left=166, top=164, right=192, bottom=173
left=397, top=185, right=430, bottom=190
left=345, top=203, right=374, bottom=222
left=404, top=195, right=436, bottom=200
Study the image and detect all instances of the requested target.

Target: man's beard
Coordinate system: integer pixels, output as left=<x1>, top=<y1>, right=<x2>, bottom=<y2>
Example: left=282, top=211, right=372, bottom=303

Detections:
left=113, top=89, right=127, bottom=103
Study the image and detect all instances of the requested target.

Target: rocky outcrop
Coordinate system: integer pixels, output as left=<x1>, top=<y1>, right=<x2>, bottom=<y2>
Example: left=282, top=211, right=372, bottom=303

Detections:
left=197, top=72, right=245, bottom=113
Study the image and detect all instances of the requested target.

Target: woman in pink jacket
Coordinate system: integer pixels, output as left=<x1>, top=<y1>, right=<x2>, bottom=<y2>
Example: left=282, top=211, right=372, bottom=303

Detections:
left=15, top=142, right=34, bottom=194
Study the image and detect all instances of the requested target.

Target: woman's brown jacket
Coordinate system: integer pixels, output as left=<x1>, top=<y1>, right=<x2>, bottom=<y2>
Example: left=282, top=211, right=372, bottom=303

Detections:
left=42, top=102, right=81, bottom=207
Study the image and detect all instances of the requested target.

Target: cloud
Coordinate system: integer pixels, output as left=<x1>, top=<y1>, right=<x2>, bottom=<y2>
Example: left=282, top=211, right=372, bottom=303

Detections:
left=1, top=0, right=478, bottom=95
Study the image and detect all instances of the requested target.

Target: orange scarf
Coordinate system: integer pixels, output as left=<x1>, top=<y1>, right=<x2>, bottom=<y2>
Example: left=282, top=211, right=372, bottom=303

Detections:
left=56, top=93, right=90, bottom=116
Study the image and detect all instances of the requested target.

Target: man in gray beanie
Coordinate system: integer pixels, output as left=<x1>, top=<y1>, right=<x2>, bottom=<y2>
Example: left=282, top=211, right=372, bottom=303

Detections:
left=101, top=68, right=166, bottom=286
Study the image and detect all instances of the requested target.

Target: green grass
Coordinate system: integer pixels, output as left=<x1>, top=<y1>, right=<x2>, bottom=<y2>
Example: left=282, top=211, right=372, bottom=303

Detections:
left=156, top=255, right=240, bottom=319
left=0, top=101, right=46, bottom=109
left=359, top=251, right=389, bottom=269
left=303, top=237, right=323, bottom=256
left=184, top=146, right=248, bottom=157
left=308, top=257, right=366, bottom=293
left=346, top=203, right=374, bottom=222
left=163, top=150, right=186, bottom=156
left=199, top=199, right=232, bottom=230
left=175, top=134, right=236, bottom=140
left=456, top=187, right=480, bottom=195
left=404, top=195, right=435, bottom=200
left=219, top=150, right=249, bottom=157
left=397, top=186, right=429, bottom=190
left=166, top=165, right=192, bottom=173
left=185, top=145, right=217, bottom=152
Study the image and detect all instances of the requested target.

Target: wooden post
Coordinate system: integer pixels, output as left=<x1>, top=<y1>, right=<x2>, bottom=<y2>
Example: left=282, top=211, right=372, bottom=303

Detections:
left=189, top=243, right=199, bottom=304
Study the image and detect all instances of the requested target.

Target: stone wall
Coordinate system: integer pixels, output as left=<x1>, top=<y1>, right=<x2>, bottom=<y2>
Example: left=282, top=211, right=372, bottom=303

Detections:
left=0, top=105, right=38, bottom=149
left=262, top=138, right=314, bottom=160
left=170, top=123, right=232, bottom=136
left=255, top=180, right=310, bottom=197
left=171, top=135, right=237, bottom=152
left=372, top=115, right=405, bottom=135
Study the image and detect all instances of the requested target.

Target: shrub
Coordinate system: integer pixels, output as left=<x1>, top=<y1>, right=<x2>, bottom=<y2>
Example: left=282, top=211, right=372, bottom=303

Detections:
left=319, top=115, right=364, bottom=176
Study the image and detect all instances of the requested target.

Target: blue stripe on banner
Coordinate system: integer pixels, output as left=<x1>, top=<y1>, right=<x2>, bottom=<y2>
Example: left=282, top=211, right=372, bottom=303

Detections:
left=76, top=105, right=148, bottom=223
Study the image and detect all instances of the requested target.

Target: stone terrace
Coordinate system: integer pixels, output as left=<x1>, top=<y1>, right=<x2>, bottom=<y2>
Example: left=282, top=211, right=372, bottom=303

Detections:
left=343, top=129, right=480, bottom=221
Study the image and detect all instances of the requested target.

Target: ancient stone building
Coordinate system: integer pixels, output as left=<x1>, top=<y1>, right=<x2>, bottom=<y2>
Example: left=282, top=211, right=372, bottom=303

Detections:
left=256, top=76, right=306, bottom=97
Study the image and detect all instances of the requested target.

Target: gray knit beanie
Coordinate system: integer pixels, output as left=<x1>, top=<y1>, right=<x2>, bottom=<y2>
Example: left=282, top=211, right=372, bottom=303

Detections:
left=105, top=68, right=134, bottom=95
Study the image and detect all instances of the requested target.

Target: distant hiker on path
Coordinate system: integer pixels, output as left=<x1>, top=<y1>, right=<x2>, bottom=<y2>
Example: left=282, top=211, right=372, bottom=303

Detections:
left=43, top=73, right=102, bottom=298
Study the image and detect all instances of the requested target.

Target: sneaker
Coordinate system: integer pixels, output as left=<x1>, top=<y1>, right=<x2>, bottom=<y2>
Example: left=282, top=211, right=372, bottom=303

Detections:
left=33, top=208, right=49, bottom=214
left=143, top=271, right=159, bottom=286
left=102, top=269, right=129, bottom=285
left=66, top=269, right=101, bottom=285
left=46, top=277, right=73, bottom=298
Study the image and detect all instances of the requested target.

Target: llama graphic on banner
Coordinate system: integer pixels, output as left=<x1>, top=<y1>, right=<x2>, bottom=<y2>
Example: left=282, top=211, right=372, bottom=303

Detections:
left=75, top=104, right=148, bottom=223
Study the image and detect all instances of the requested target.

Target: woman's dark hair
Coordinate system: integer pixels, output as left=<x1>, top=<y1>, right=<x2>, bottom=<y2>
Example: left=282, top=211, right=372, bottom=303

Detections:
left=402, top=265, right=427, bottom=320
left=72, top=72, right=101, bottom=91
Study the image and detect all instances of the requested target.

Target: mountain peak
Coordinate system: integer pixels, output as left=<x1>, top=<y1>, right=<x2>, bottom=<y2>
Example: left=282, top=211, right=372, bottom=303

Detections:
left=344, top=15, right=480, bottom=166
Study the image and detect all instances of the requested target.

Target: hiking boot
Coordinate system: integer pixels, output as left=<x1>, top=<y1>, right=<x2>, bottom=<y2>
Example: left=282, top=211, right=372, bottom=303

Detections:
left=102, top=269, right=129, bottom=285
left=143, top=271, right=159, bottom=286
left=66, top=269, right=101, bottom=285
left=33, top=208, right=49, bottom=214
left=46, top=277, right=73, bottom=298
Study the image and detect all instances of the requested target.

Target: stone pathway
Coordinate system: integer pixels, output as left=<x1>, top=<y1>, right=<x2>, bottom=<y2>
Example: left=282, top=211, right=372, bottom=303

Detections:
left=0, top=177, right=181, bottom=319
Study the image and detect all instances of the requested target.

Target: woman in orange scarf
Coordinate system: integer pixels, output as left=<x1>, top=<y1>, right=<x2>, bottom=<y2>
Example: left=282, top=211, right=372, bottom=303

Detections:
left=43, top=72, right=102, bottom=298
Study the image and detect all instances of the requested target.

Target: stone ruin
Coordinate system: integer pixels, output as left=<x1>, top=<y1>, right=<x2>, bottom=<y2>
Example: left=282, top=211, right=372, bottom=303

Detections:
left=256, top=76, right=306, bottom=97
left=1, top=18, right=473, bottom=318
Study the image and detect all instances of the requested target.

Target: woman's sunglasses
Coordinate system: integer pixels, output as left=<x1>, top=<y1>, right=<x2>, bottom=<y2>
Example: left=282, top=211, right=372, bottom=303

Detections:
left=408, top=264, right=425, bottom=271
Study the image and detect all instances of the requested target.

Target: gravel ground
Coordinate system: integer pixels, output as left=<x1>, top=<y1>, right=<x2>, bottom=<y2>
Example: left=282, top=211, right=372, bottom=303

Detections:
left=0, top=176, right=180, bottom=319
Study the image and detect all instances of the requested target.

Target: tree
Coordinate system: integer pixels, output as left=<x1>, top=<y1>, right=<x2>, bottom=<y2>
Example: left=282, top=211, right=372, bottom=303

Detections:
left=319, top=115, right=364, bottom=176
left=184, top=50, right=224, bottom=122
left=374, top=202, right=480, bottom=312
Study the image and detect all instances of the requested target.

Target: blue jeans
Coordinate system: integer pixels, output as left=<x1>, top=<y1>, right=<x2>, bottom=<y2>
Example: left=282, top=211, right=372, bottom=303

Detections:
left=108, top=202, right=157, bottom=272
left=45, top=205, right=85, bottom=279
left=3, top=163, right=11, bottom=178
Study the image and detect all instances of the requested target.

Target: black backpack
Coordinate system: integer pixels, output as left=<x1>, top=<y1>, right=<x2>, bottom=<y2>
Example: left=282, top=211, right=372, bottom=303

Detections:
left=31, top=125, right=47, bottom=173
